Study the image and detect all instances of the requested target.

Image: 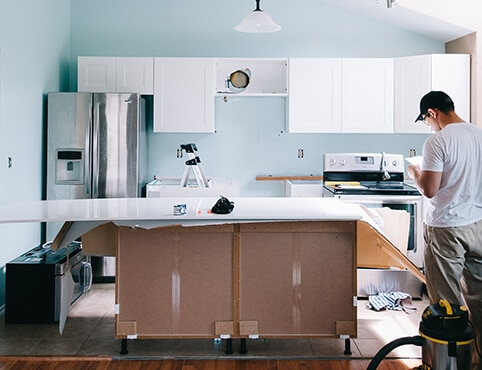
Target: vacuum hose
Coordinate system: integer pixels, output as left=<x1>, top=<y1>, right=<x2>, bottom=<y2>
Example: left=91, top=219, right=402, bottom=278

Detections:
left=367, top=335, right=424, bottom=370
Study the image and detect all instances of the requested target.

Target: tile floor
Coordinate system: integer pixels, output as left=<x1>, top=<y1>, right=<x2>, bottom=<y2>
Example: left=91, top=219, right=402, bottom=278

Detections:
left=0, top=283, right=428, bottom=360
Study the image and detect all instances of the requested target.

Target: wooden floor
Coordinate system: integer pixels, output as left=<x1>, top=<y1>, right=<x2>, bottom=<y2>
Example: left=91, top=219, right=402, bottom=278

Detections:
left=0, top=358, right=422, bottom=369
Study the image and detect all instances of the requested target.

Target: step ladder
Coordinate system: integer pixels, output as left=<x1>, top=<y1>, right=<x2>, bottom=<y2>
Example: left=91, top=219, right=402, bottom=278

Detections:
left=179, top=143, right=210, bottom=188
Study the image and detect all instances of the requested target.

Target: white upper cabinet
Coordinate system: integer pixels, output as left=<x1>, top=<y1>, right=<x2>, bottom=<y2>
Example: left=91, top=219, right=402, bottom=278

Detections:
left=394, top=54, right=470, bottom=133
left=78, top=54, right=470, bottom=134
left=341, top=58, right=394, bottom=133
left=115, top=57, right=153, bottom=94
left=78, top=57, right=153, bottom=94
left=153, top=58, right=215, bottom=133
left=78, top=57, right=116, bottom=92
left=288, top=58, right=342, bottom=133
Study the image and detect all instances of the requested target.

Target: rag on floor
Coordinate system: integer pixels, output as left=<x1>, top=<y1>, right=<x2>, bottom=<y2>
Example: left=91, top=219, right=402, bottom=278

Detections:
left=367, top=291, right=417, bottom=313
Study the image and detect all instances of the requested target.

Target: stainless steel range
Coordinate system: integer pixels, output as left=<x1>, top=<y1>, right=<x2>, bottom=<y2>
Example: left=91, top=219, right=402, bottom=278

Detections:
left=323, top=152, right=424, bottom=298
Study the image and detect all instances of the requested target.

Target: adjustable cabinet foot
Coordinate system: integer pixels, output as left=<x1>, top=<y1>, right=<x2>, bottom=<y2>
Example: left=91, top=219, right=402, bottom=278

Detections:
left=344, top=338, right=352, bottom=355
left=239, top=338, right=247, bottom=354
left=224, top=338, right=233, bottom=354
left=120, top=338, right=129, bottom=355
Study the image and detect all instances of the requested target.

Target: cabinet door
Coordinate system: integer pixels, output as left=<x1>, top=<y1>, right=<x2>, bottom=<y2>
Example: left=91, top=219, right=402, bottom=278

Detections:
left=116, top=57, right=154, bottom=94
left=78, top=57, right=116, bottom=92
left=431, top=54, right=470, bottom=124
left=394, top=54, right=470, bottom=134
left=154, top=58, right=215, bottom=133
left=394, top=55, right=432, bottom=134
left=341, top=59, right=394, bottom=133
left=288, top=58, right=342, bottom=133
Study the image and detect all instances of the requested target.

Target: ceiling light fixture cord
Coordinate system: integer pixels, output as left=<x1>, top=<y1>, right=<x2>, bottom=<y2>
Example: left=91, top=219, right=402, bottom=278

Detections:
left=386, top=0, right=398, bottom=8
left=254, top=0, right=261, bottom=11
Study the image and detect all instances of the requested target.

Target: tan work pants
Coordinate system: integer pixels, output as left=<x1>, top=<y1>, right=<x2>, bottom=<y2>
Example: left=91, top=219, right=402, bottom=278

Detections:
left=424, top=221, right=482, bottom=366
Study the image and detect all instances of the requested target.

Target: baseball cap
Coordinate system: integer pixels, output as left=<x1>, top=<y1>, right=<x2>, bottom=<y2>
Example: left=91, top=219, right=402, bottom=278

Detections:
left=415, top=91, right=454, bottom=122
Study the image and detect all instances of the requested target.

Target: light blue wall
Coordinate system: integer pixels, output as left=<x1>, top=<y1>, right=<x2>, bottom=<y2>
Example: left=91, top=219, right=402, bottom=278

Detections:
left=0, top=0, right=71, bottom=305
left=0, top=0, right=447, bottom=311
left=70, top=0, right=441, bottom=196
left=151, top=98, right=429, bottom=196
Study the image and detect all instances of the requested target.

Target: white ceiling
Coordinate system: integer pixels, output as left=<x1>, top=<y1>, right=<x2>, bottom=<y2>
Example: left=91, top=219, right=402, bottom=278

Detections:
left=321, top=0, right=474, bottom=42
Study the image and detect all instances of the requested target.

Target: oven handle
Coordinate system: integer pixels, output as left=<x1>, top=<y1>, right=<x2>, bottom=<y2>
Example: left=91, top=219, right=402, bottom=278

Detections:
left=333, top=195, right=422, bottom=204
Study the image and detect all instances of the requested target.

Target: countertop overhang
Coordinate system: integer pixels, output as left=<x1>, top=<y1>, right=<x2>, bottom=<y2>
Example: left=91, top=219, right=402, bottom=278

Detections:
left=0, top=197, right=364, bottom=250
left=0, top=197, right=363, bottom=224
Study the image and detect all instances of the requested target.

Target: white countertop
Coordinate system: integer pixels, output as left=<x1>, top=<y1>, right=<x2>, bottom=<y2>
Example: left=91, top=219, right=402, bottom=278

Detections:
left=0, top=197, right=368, bottom=249
left=0, top=197, right=363, bottom=224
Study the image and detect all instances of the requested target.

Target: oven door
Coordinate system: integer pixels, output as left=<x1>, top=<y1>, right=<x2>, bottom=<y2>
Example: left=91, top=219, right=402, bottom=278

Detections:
left=54, top=254, right=93, bottom=321
left=333, top=194, right=424, bottom=269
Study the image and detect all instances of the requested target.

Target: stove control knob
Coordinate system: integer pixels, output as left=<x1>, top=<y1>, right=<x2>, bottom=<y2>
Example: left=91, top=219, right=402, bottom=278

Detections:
left=340, top=158, right=347, bottom=166
left=329, top=159, right=337, bottom=166
left=392, top=159, right=399, bottom=167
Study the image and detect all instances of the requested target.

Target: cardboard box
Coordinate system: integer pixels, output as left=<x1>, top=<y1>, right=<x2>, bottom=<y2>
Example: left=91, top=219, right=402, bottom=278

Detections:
left=81, top=222, right=118, bottom=256
left=374, top=207, right=410, bottom=255
left=357, top=216, right=425, bottom=284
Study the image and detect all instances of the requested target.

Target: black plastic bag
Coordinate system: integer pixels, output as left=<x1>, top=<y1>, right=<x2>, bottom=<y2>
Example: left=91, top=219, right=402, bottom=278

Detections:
left=211, top=196, right=235, bottom=214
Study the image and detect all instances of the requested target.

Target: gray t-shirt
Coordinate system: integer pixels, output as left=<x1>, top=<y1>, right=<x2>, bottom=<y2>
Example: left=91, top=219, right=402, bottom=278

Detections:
left=422, top=122, right=482, bottom=227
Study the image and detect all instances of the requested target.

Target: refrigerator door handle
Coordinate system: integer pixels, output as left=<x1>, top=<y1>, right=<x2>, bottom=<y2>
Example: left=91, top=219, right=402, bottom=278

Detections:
left=92, top=102, right=100, bottom=198
left=85, top=106, right=92, bottom=197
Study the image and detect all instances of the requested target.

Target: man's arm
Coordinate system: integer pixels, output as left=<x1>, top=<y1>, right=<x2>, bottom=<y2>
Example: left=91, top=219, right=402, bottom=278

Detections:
left=407, top=165, right=442, bottom=199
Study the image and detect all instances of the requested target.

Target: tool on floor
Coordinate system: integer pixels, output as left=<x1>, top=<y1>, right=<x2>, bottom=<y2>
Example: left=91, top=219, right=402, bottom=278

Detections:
left=367, top=299, right=476, bottom=370
left=179, top=143, right=210, bottom=188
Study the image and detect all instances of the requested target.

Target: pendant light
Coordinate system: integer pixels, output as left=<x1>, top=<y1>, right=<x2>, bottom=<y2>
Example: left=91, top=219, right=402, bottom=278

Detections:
left=235, top=0, right=281, bottom=33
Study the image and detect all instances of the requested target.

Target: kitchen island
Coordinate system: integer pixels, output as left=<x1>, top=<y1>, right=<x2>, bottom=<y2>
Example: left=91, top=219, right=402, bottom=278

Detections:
left=0, top=197, right=423, bottom=355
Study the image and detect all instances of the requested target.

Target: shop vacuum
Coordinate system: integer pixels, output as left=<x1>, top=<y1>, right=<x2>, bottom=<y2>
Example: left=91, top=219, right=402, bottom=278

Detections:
left=367, top=299, right=476, bottom=370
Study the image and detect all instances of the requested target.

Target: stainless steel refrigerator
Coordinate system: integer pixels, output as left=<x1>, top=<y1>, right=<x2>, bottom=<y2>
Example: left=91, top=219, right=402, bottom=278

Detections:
left=46, top=92, right=147, bottom=281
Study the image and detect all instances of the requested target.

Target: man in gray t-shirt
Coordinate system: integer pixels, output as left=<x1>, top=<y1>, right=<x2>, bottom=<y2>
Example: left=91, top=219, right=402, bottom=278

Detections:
left=409, top=91, right=482, bottom=368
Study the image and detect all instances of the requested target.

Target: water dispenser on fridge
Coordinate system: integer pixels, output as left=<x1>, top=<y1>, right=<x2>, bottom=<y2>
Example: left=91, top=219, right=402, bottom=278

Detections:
left=55, top=149, right=84, bottom=185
